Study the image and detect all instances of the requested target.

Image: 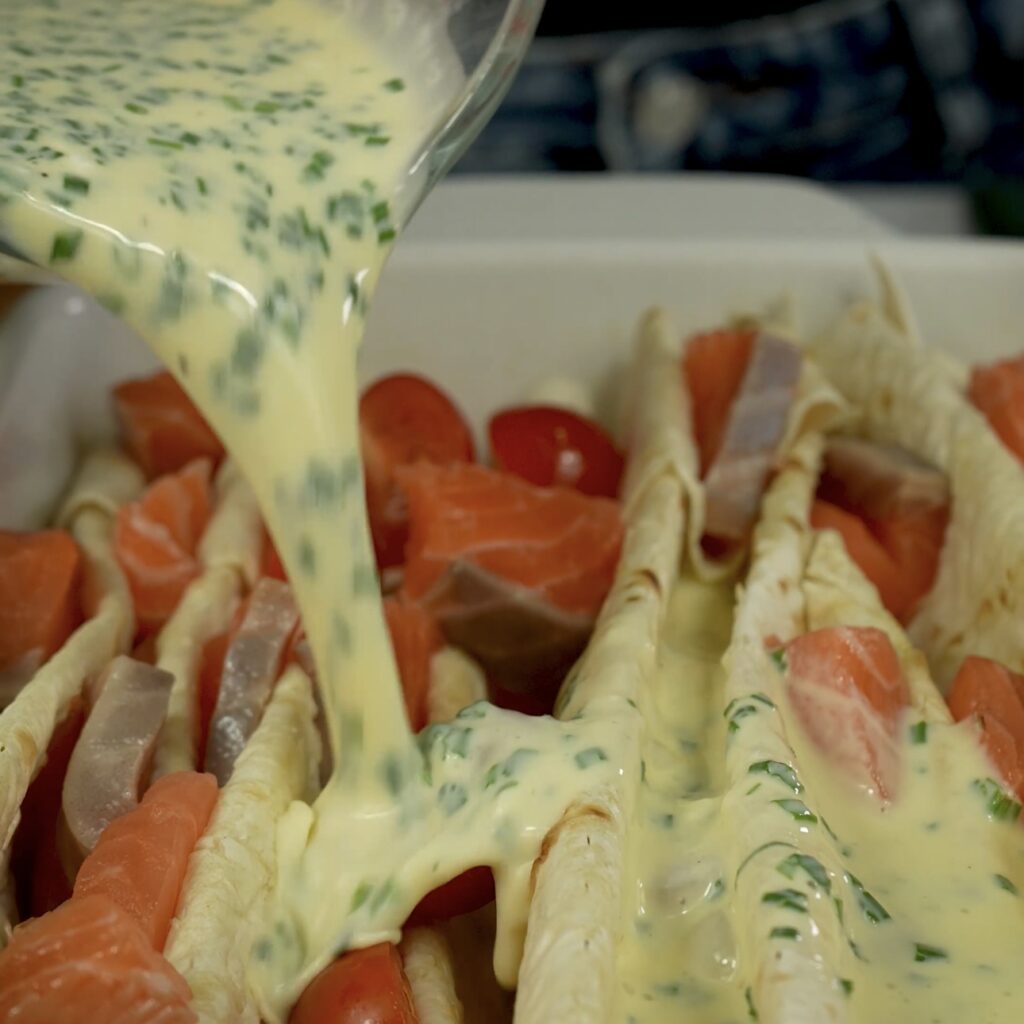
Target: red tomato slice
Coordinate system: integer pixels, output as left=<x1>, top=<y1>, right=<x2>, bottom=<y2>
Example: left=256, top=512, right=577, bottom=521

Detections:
left=360, top=374, right=475, bottom=570
left=289, top=943, right=418, bottom=1024
left=407, top=866, right=495, bottom=926
left=488, top=405, right=624, bottom=498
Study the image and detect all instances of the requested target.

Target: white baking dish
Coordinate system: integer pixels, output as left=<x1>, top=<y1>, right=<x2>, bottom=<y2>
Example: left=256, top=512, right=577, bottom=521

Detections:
left=0, top=176, right=1022, bottom=531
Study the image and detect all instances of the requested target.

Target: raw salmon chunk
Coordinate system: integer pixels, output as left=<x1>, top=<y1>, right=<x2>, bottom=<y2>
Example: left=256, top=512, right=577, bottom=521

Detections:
left=114, top=459, right=213, bottom=632
left=398, top=462, right=622, bottom=617
left=73, top=772, right=218, bottom=951
left=948, top=656, right=1024, bottom=799
left=783, top=626, right=910, bottom=801
left=683, top=328, right=756, bottom=476
left=0, top=529, right=81, bottom=673
left=384, top=595, right=442, bottom=732
left=0, top=894, right=196, bottom=1023
left=968, top=355, right=1024, bottom=464
left=114, top=370, right=224, bottom=479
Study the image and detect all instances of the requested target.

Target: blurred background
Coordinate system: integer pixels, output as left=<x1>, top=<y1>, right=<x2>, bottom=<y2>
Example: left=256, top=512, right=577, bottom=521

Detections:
left=452, top=0, right=1024, bottom=236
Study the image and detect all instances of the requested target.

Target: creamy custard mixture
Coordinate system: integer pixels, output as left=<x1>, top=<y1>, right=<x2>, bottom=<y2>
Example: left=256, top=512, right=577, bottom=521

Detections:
left=4, top=5, right=1024, bottom=1023
left=0, top=2, right=628, bottom=1018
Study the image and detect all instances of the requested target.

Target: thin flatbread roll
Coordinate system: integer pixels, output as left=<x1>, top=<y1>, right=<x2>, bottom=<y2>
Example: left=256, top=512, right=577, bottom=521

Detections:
left=164, top=666, right=320, bottom=1024
left=810, top=296, right=1024, bottom=689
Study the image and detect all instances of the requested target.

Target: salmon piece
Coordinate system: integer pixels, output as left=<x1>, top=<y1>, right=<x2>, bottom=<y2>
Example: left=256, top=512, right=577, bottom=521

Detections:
left=683, top=328, right=756, bottom=476
left=948, top=656, right=1024, bottom=799
left=0, top=529, right=81, bottom=674
left=873, top=507, right=948, bottom=620
left=114, top=370, right=224, bottom=479
left=686, top=330, right=802, bottom=543
left=968, top=355, right=1024, bottom=464
left=0, top=894, right=196, bottom=1023
left=784, top=626, right=910, bottom=801
left=260, top=525, right=288, bottom=581
left=398, top=462, right=622, bottom=618
left=811, top=499, right=947, bottom=624
left=114, top=460, right=212, bottom=632
left=811, top=499, right=913, bottom=621
left=821, top=436, right=949, bottom=520
left=384, top=596, right=442, bottom=732
left=73, top=772, right=218, bottom=951
left=10, top=700, right=84, bottom=918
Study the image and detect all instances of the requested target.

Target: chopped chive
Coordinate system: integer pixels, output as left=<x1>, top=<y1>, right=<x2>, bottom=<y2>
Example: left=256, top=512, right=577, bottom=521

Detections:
left=748, top=760, right=802, bottom=793
left=973, top=778, right=1022, bottom=822
left=772, top=799, right=817, bottom=824
left=365, top=135, right=390, bottom=146
left=62, top=174, right=90, bottom=195
left=839, top=979, right=854, bottom=997
left=147, top=137, right=184, bottom=150
left=574, top=747, right=608, bottom=770
left=994, top=873, right=1019, bottom=895
left=180, top=131, right=201, bottom=146
left=846, top=873, right=891, bottom=923
left=770, top=926, right=800, bottom=940
left=761, top=888, right=808, bottom=913
left=383, top=77, right=405, bottom=91
left=777, top=853, right=831, bottom=892
left=49, top=229, right=82, bottom=263
left=914, top=942, right=948, bottom=963
left=745, top=986, right=758, bottom=1021
left=350, top=881, right=372, bottom=912
left=909, top=721, right=928, bottom=744
left=377, top=227, right=396, bottom=244
left=124, top=101, right=148, bottom=114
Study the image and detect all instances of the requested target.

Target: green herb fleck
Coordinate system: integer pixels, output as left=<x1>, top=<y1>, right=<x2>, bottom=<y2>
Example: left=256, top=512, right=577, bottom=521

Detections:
left=297, top=537, right=316, bottom=576
left=124, top=101, right=148, bottom=114
left=254, top=100, right=280, bottom=114
left=384, top=77, right=405, bottom=91
left=303, top=149, right=335, bottom=181
left=438, top=782, right=468, bottom=816
left=777, top=853, right=831, bottom=892
left=748, top=760, right=803, bottom=793
left=914, top=942, right=948, bottom=963
left=846, top=873, right=891, bottom=923
left=839, top=979, right=854, bottom=997
left=909, top=721, right=928, bottom=744
left=575, top=747, right=608, bottom=770
left=147, top=136, right=184, bottom=151
left=770, top=926, right=800, bottom=940
left=62, top=174, right=89, bottom=195
left=769, top=647, right=787, bottom=671
left=350, top=881, right=372, bottom=912
left=761, top=888, right=808, bottom=913
left=772, top=799, right=817, bottom=824
left=994, top=873, right=1019, bottom=895
left=49, top=230, right=82, bottom=264
left=745, top=986, right=758, bottom=1021
left=973, top=778, right=1022, bottom=822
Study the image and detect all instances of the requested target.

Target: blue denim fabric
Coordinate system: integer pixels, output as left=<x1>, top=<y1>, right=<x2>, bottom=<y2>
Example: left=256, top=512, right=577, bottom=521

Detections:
left=453, top=0, right=1024, bottom=181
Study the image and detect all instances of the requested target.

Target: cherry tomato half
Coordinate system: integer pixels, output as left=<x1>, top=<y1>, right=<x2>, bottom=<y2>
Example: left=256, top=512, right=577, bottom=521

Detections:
left=289, top=943, right=418, bottom=1024
left=407, top=865, right=495, bottom=926
left=488, top=405, right=623, bottom=498
left=360, top=373, right=475, bottom=570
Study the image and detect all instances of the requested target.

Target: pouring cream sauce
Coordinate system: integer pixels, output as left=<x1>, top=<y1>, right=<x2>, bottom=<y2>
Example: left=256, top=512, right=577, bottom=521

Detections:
left=0, top=2, right=629, bottom=1018
left=6, top=6, right=1024, bottom=1024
